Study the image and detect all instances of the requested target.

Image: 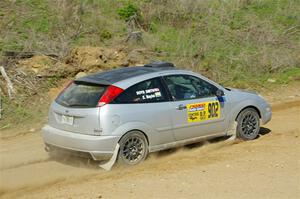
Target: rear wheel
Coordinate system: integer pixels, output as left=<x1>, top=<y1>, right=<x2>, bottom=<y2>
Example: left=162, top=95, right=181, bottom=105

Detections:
left=118, top=131, right=148, bottom=165
left=236, top=108, right=260, bottom=140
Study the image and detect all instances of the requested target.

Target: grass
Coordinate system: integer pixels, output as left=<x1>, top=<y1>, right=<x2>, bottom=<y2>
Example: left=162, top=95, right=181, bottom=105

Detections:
left=0, top=76, right=64, bottom=129
left=271, top=67, right=300, bottom=84
left=0, top=95, right=47, bottom=129
left=144, top=0, right=299, bottom=87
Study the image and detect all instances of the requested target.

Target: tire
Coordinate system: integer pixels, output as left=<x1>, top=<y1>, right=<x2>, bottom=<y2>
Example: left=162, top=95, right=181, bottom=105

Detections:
left=118, top=131, right=148, bottom=165
left=236, top=108, right=260, bottom=140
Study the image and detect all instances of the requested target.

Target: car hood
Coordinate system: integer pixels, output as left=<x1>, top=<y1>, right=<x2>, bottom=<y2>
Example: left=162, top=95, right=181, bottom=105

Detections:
left=227, top=88, right=258, bottom=95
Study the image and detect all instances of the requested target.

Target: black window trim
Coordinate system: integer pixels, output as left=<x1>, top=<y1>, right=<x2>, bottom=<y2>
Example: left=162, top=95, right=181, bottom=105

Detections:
left=159, top=76, right=173, bottom=102
left=161, top=74, right=219, bottom=101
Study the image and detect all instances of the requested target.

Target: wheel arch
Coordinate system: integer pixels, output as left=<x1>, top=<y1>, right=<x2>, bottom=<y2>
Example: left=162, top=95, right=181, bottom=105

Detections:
left=235, top=105, right=262, bottom=121
left=118, top=129, right=150, bottom=146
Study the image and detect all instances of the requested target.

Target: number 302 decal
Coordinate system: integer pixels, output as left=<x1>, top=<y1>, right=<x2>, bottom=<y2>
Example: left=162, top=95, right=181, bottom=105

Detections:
left=208, top=101, right=219, bottom=118
left=187, top=101, right=220, bottom=123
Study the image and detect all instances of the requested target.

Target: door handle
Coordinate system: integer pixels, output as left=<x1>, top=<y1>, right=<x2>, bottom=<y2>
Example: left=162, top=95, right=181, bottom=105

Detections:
left=176, top=104, right=186, bottom=110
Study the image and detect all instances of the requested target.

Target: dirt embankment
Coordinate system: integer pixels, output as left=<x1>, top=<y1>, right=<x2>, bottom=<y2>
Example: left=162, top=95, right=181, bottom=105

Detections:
left=1, top=46, right=150, bottom=100
left=0, top=87, right=299, bottom=198
left=14, top=46, right=151, bottom=78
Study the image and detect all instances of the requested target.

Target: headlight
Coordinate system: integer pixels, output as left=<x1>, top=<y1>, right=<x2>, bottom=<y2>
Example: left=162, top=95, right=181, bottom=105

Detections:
left=266, top=107, right=271, bottom=112
left=258, top=94, right=265, bottom=100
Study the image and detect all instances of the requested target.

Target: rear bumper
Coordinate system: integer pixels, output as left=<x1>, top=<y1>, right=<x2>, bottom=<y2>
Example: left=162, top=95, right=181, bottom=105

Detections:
left=42, top=125, right=120, bottom=161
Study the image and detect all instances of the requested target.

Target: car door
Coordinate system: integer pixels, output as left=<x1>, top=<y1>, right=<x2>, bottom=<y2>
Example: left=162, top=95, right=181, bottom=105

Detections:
left=163, top=74, right=227, bottom=141
left=110, top=77, right=175, bottom=146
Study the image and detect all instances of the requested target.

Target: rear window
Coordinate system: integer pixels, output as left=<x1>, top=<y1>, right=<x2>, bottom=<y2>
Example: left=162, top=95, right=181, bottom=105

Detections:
left=56, top=82, right=107, bottom=108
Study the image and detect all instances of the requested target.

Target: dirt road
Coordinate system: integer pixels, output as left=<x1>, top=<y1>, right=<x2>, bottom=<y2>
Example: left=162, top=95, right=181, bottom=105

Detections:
left=1, top=99, right=299, bottom=199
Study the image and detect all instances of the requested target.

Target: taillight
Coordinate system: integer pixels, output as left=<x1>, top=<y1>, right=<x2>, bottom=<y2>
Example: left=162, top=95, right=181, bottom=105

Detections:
left=98, top=85, right=123, bottom=107
left=57, top=80, right=73, bottom=98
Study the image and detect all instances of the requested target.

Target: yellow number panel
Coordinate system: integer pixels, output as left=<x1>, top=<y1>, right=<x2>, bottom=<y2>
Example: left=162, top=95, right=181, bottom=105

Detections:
left=187, top=101, right=220, bottom=123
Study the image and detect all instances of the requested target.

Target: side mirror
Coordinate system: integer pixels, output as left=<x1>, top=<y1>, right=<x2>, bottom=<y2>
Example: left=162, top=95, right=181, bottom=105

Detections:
left=216, top=89, right=224, bottom=97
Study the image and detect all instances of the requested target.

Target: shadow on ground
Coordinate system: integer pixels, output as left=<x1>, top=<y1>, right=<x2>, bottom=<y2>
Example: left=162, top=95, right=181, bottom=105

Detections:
left=259, top=127, right=271, bottom=136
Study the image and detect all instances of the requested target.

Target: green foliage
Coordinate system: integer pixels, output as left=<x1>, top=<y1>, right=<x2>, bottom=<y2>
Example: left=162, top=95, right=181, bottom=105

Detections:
left=47, top=76, right=63, bottom=88
left=149, top=22, right=158, bottom=33
left=22, top=17, right=50, bottom=33
left=273, top=67, right=300, bottom=84
left=2, top=40, right=24, bottom=51
left=117, top=3, right=139, bottom=21
left=100, top=30, right=112, bottom=39
left=0, top=96, right=32, bottom=128
left=140, top=0, right=299, bottom=87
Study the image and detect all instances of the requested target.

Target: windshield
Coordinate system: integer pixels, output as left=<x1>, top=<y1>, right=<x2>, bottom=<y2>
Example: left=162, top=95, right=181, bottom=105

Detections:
left=56, top=82, right=107, bottom=108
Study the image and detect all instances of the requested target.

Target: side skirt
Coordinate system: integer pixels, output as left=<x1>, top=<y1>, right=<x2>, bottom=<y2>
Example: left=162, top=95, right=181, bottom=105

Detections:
left=149, top=132, right=226, bottom=153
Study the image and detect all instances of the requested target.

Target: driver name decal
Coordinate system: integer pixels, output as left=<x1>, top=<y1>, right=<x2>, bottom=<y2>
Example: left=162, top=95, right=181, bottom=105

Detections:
left=136, top=88, right=162, bottom=100
left=187, top=101, right=220, bottom=122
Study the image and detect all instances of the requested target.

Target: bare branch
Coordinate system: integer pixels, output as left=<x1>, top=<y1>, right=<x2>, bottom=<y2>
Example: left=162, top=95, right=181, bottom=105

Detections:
left=125, top=31, right=143, bottom=43
left=0, top=66, right=15, bottom=99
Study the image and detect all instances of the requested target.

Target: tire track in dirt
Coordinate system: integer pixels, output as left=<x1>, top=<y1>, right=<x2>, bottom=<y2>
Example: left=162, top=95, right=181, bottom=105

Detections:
left=1, top=159, right=50, bottom=171
left=271, top=100, right=300, bottom=112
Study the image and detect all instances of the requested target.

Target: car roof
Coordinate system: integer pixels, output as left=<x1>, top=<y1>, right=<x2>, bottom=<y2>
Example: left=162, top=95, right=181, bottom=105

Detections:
left=75, top=62, right=178, bottom=85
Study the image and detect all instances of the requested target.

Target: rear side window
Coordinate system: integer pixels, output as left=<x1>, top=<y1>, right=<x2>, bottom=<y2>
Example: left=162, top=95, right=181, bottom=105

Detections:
left=56, top=82, right=107, bottom=108
left=113, top=78, right=167, bottom=104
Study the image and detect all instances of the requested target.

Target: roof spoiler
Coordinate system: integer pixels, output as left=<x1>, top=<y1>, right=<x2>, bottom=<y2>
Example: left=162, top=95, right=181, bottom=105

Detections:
left=144, top=61, right=175, bottom=68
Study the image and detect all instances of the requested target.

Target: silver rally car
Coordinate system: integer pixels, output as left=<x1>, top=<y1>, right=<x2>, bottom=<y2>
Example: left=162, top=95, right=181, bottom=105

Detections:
left=42, top=62, right=272, bottom=165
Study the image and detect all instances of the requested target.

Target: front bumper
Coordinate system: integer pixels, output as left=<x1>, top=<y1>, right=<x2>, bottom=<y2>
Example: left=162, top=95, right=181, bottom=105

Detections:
left=42, top=125, right=120, bottom=161
left=261, top=107, right=272, bottom=124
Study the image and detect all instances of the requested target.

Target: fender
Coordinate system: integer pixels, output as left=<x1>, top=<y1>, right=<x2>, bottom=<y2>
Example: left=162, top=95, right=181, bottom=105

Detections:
left=226, top=99, right=263, bottom=131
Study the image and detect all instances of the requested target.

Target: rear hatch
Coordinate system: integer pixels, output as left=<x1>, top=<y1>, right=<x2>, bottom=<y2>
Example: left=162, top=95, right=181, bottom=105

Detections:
left=48, top=81, right=107, bottom=135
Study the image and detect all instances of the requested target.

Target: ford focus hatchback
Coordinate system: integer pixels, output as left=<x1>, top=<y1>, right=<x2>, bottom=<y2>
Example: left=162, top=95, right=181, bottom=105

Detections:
left=42, top=61, right=272, bottom=165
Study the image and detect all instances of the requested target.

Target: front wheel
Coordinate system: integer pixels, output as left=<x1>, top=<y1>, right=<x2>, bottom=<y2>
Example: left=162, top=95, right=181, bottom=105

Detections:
left=236, top=108, right=260, bottom=140
left=118, top=131, right=148, bottom=165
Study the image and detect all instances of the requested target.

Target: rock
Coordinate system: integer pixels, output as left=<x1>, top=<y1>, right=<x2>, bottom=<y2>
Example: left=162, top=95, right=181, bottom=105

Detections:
left=267, top=78, right=276, bottom=83
left=75, top=72, right=87, bottom=79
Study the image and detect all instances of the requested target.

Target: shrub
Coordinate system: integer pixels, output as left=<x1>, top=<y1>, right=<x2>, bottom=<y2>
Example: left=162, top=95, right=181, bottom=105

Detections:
left=117, top=3, right=139, bottom=21
left=100, top=30, right=112, bottom=39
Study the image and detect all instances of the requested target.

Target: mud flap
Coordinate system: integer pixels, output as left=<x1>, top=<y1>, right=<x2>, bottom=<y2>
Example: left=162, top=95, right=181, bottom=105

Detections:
left=99, top=143, right=120, bottom=171
left=225, top=121, right=237, bottom=142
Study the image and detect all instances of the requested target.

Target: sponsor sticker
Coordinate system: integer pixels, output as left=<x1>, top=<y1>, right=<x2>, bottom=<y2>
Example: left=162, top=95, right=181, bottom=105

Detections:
left=187, top=101, right=220, bottom=122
